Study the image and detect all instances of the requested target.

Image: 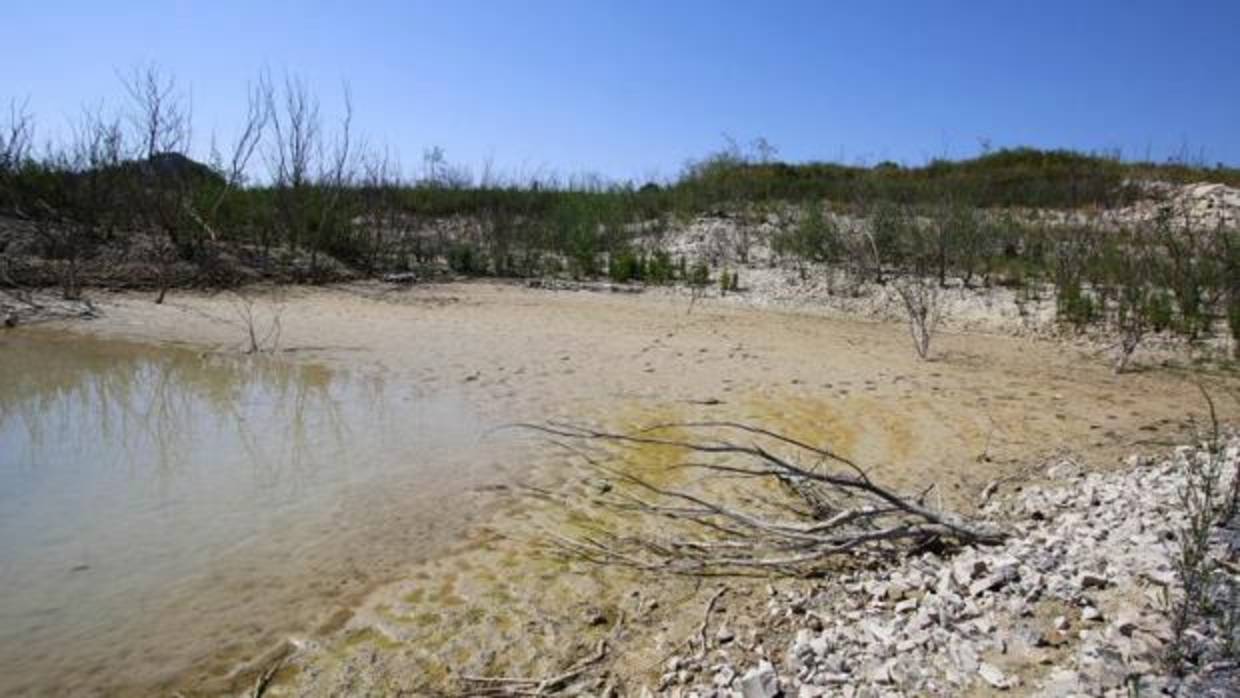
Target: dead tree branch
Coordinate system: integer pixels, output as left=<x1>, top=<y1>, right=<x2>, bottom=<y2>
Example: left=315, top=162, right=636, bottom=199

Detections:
left=511, top=422, right=1005, bottom=577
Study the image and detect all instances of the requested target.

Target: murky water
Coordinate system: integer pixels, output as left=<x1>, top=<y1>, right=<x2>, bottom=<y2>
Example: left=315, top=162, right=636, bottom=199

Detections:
left=0, top=331, right=504, bottom=695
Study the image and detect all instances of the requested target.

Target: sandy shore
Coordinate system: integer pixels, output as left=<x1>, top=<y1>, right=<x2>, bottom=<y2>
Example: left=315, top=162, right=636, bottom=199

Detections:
left=22, top=280, right=1238, bottom=695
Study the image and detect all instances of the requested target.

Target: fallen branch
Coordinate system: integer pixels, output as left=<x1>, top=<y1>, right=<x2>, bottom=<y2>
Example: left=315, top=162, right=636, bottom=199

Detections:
left=511, top=421, right=1006, bottom=576
left=249, top=657, right=284, bottom=698
left=459, top=639, right=608, bottom=696
left=696, top=587, right=727, bottom=657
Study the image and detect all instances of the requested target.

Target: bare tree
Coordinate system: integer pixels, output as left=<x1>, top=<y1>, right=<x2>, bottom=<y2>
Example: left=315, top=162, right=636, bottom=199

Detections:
left=120, top=63, right=193, bottom=161
left=266, top=76, right=355, bottom=275
left=310, top=83, right=354, bottom=269
left=0, top=99, right=34, bottom=179
left=267, top=74, right=320, bottom=257
left=196, top=79, right=271, bottom=242
left=119, top=64, right=195, bottom=303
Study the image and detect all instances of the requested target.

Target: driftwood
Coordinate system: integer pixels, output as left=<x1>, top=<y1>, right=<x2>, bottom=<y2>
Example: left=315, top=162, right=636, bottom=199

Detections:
left=515, top=421, right=1006, bottom=576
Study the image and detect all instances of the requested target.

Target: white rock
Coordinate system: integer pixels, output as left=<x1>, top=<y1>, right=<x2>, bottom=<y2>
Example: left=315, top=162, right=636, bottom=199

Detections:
left=739, top=661, right=779, bottom=698
left=978, top=662, right=1011, bottom=689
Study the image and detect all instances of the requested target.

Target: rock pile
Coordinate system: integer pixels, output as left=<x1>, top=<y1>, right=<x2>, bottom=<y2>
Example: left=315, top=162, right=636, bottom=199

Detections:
left=659, top=438, right=1240, bottom=697
left=1118, top=181, right=1240, bottom=230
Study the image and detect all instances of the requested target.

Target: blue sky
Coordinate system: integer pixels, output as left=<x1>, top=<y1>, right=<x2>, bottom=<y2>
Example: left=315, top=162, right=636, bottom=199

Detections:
left=4, top=1, right=1238, bottom=182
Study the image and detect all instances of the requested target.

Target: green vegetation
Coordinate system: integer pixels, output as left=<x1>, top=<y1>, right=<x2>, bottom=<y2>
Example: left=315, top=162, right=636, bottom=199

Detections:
left=2, top=73, right=1239, bottom=361
left=773, top=202, right=842, bottom=265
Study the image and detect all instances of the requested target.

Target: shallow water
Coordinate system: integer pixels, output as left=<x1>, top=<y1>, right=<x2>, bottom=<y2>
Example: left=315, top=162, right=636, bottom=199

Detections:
left=0, top=330, right=501, bottom=695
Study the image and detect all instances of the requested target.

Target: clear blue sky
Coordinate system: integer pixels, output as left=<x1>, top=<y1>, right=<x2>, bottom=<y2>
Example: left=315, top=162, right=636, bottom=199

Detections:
left=5, top=1, right=1238, bottom=182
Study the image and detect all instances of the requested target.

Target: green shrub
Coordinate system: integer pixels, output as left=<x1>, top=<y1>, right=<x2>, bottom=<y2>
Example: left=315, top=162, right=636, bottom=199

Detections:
left=448, top=243, right=484, bottom=274
left=646, top=250, right=675, bottom=284
left=773, top=202, right=841, bottom=263
left=1145, top=291, right=1175, bottom=333
left=688, top=261, right=710, bottom=288
left=609, top=249, right=642, bottom=282
left=1056, top=278, right=1096, bottom=330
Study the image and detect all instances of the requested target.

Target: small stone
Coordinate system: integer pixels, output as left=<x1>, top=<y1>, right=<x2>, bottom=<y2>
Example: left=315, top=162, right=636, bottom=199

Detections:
left=1081, top=606, right=1102, bottom=622
left=969, top=570, right=1015, bottom=597
left=1078, top=573, right=1108, bottom=590
left=952, top=552, right=989, bottom=586
left=716, top=625, right=735, bottom=644
left=1114, top=619, right=1138, bottom=638
left=809, top=636, right=829, bottom=657
left=739, top=661, right=780, bottom=698
left=1112, top=606, right=1142, bottom=637
left=868, top=659, right=895, bottom=684
left=978, top=662, right=1010, bottom=689
left=863, top=619, right=893, bottom=645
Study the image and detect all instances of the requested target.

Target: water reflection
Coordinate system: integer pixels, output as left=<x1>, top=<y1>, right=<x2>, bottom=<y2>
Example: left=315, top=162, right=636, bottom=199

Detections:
left=0, top=330, right=483, bottom=694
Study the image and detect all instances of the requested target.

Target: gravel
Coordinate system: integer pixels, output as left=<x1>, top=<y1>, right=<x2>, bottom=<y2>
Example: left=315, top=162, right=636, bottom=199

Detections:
left=652, top=436, right=1240, bottom=697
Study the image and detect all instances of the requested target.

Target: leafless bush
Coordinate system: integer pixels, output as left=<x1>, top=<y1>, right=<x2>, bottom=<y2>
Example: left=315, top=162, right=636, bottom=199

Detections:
left=225, top=287, right=286, bottom=354
left=893, top=274, right=944, bottom=360
left=0, top=98, right=34, bottom=178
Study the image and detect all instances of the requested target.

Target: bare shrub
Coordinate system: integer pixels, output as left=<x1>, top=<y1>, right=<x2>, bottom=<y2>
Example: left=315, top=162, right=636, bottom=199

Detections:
left=1108, top=229, right=1160, bottom=374
left=893, top=274, right=944, bottom=360
left=0, top=98, right=34, bottom=179
left=226, top=287, right=286, bottom=354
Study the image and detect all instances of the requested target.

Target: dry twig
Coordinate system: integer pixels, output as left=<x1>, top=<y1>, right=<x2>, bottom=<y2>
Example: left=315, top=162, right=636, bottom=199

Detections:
left=696, top=587, right=727, bottom=657
left=459, top=639, right=608, bottom=696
